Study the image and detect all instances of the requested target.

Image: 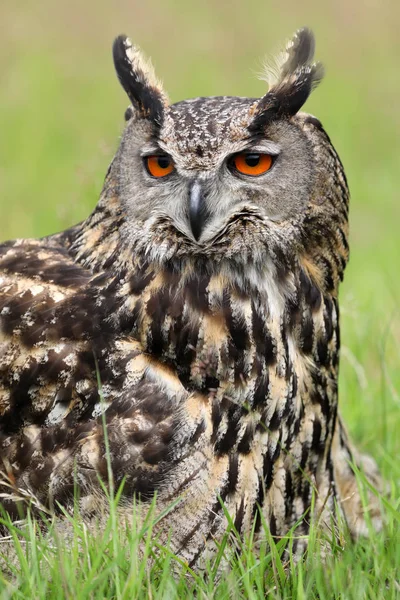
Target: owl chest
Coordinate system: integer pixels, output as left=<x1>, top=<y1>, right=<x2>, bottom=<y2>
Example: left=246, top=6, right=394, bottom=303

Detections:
left=124, top=278, right=298, bottom=409
left=118, top=266, right=337, bottom=422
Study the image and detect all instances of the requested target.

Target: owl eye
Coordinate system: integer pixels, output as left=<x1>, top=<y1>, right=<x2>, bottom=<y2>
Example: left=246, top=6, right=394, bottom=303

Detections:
left=230, top=152, right=273, bottom=176
left=145, top=155, right=175, bottom=178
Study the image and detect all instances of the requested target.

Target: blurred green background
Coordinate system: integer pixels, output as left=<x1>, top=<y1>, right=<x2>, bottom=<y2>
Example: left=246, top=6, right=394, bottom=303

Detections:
left=0, top=1, right=399, bottom=468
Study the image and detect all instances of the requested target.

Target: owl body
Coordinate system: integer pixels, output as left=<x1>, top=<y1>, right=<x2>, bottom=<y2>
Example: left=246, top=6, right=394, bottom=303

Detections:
left=0, top=30, right=382, bottom=566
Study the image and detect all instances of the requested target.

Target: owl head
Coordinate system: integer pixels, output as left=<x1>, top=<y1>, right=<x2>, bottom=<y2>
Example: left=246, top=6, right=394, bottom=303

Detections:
left=109, top=28, right=348, bottom=288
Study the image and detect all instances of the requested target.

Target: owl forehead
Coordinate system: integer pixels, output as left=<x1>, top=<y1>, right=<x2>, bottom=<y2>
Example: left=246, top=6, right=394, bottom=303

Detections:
left=161, top=96, right=257, bottom=168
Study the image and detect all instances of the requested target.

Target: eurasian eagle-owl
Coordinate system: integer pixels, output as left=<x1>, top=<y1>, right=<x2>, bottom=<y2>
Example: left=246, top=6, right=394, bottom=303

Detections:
left=0, top=28, right=382, bottom=566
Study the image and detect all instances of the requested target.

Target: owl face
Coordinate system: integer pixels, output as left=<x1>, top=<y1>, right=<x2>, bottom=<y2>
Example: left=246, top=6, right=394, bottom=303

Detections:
left=112, top=30, right=326, bottom=263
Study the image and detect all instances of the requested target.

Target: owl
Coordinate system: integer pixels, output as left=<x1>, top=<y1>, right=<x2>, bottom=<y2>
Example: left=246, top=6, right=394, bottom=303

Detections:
left=0, top=28, right=383, bottom=567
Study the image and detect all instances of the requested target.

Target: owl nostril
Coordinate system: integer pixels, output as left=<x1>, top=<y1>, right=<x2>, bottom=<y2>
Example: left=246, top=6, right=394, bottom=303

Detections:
left=188, top=181, right=209, bottom=241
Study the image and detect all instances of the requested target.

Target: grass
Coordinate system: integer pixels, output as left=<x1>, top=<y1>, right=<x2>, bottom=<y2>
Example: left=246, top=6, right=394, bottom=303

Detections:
left=0, top=475, right=399, bottom=598
left=0, top=0, right=399, bottom=597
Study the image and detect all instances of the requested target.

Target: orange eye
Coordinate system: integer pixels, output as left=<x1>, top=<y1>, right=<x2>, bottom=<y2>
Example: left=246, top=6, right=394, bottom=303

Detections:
left=231, top=152, right=273, bottom=176
left=145, top=155, right=175, bottom=178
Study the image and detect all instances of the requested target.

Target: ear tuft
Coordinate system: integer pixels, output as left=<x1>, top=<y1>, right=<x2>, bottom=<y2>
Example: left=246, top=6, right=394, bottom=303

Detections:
left=249, top=28, right=324, bottom=132
left=113, top=35, right=169, bottom=127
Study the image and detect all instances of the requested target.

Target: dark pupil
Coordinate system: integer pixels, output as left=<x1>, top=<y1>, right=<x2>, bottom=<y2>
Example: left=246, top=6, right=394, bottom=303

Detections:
left=157, top=156, right=170, bottom=169
left=244, top=153, right=260, bottom=167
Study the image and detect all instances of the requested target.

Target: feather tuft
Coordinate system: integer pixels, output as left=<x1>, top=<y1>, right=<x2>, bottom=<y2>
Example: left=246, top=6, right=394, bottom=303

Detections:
left=250, top=28, right=324, bottom=132
left=113, top=35, right=169, bottom=126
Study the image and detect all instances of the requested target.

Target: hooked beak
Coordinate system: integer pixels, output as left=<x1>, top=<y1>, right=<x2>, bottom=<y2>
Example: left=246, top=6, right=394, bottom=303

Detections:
left=188, top=181, right=209, bottom=241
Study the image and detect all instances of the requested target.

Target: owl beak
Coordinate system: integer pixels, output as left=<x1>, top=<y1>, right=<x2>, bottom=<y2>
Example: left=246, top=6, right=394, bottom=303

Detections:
left=188, top=181, right=208, bottom=241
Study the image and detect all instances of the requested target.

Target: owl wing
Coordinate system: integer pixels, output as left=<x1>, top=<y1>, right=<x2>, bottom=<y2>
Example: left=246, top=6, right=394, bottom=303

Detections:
left=0, top=236, right=105, bottom=431
left=0, top=237, right=205, bottom=515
